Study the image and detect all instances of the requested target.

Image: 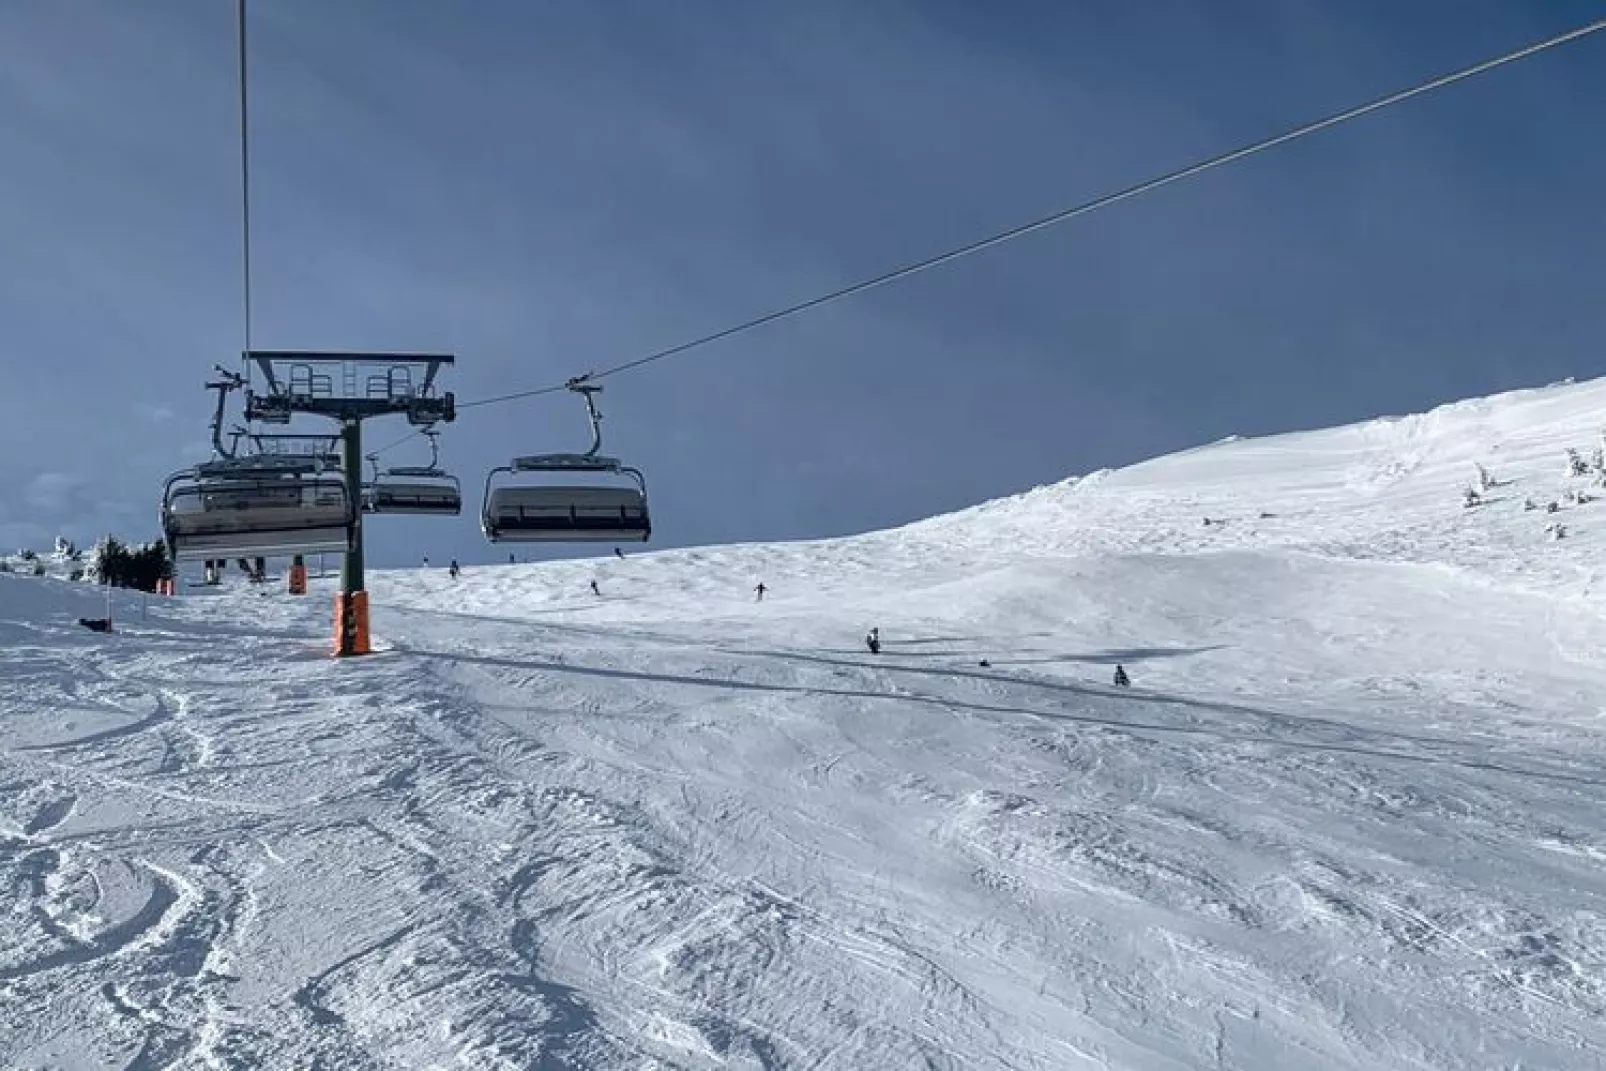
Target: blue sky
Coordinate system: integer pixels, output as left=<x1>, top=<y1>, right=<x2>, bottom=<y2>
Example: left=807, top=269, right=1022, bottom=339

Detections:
left=1, top=0, right=1603, bottom=567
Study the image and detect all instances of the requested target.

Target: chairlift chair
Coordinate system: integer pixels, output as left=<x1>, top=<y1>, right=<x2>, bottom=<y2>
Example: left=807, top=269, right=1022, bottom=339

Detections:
left=481, top=381, right=652, bottom=543
left=161, top=456, right=354, bottom=562
left=363, top=430, right=462, bottom=516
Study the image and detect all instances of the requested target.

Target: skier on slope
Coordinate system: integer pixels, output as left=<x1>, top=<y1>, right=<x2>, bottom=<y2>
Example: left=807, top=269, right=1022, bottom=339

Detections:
left=1113, top=664, right=1130, bottom=687
left=865, top=627, right=881, bottom=655
left=755, top=582, right=767, bottom=601
left=590, top=579, right=601, bottom=596
left=448, top=559, right=460, bottom=580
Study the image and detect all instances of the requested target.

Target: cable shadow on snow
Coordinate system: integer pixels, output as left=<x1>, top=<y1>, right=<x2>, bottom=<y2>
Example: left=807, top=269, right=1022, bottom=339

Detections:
left=394, top=645, right=1606, bottom=793
left=747, top=648, right=1606, bottom=789
left=385, top=601, right=683, bottom=643
left=808, top=642, right=1223, bottom=663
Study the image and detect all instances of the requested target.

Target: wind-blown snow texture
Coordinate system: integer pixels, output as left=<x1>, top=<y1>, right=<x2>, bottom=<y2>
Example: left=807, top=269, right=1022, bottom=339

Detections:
left=5, top=379, right=1606, bottom=1069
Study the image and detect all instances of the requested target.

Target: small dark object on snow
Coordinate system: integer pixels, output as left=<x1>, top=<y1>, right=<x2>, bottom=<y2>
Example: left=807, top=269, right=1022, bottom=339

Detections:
left=978, top=659, right=991, bottom=668
left=755, top=583, right=767, bottom=601
left=865, top=627, right=881, bottom=655
left=1113, top=664, right=1130, bottom=687
left=590, top=580, right=601, bottom=596
left=614, top=547, right=625, bottom=559
left=449, top=559, right=461, bottom=579
left=78, top=617, right=112, bottom=633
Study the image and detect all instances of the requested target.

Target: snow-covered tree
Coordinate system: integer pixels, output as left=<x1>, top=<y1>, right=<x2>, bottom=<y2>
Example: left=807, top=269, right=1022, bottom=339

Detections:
left=83, top=536, right=119, bottom=584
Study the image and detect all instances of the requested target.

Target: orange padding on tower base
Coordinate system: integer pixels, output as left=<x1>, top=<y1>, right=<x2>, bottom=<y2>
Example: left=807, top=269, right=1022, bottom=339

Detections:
left=334, top=591, right=371, bottom=656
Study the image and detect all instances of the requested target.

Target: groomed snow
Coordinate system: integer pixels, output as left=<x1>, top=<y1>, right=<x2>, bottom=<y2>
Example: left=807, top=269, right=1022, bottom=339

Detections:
left=4, top=378, right=1606, bottom=1068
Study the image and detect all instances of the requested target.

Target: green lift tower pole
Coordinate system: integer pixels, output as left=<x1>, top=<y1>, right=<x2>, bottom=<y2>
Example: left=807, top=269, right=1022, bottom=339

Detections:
left=342, top=417, right=365, bottom=595
left=337, top=417, right=368, bottom=655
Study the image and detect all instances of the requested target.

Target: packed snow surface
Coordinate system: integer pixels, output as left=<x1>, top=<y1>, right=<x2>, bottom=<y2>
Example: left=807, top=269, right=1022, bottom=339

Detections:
left=5, top=379, right=1606, bottom=1068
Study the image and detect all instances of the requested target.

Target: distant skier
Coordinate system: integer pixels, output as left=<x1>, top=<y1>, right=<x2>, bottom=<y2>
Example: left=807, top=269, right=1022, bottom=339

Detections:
left=1113, top=664, right=1130, bottom=687
left=865, top=627, right=881, bottom=655
left=978, top=659, right=991, bottom=668
left=614, top=547, right=625, bottom=559
left=423, top=555, right=430, bottom=568
left=508, top=552, right=516, bottom=564
left=448, top=559, right=460, bottom=580
left=590, top=579, right=601, bottom=596
left=755, top=582, right=767, bottom=601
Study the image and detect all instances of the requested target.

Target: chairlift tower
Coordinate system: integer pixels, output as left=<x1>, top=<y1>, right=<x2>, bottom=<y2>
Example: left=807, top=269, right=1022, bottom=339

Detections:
left=243, top=350, right=455, bottom=656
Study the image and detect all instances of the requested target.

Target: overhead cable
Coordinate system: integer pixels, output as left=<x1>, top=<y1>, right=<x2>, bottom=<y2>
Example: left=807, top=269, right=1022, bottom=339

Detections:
left=370, top=14, right=1606, bottom=456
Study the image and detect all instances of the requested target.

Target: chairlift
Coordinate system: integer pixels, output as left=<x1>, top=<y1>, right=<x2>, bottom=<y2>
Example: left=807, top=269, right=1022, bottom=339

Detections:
left=363, top=430, right=462, bottom=516
left=481, top=380, right=652, bottom=543
left=162, top=455, right=354, bottom=561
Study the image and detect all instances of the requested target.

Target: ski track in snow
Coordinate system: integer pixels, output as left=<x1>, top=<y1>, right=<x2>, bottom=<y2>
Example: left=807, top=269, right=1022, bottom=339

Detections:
left=5, top=378, right=1606, bottom=1067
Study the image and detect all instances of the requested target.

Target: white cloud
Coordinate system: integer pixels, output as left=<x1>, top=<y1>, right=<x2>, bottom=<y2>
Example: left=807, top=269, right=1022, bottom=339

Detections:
left=135, top=403, right=176, bottom=424
left=26, top=471, right=86, bottom=512
left=0, top=519, right=50, bottom=552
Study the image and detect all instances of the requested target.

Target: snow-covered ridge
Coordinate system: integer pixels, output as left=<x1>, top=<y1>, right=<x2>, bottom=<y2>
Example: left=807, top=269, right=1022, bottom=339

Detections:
left=887, top=375, right=1606, bottom=582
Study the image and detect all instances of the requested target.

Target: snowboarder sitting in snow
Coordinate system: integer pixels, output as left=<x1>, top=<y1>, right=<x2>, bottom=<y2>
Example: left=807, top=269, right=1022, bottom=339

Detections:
left=1113, top=664, right=1130, bottom=687
left=865, top=627, right=881, bottom=655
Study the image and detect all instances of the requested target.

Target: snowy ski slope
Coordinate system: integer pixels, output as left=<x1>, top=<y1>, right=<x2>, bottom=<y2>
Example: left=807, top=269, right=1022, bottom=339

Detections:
left=4, top=377, right=1606, bottom=1069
